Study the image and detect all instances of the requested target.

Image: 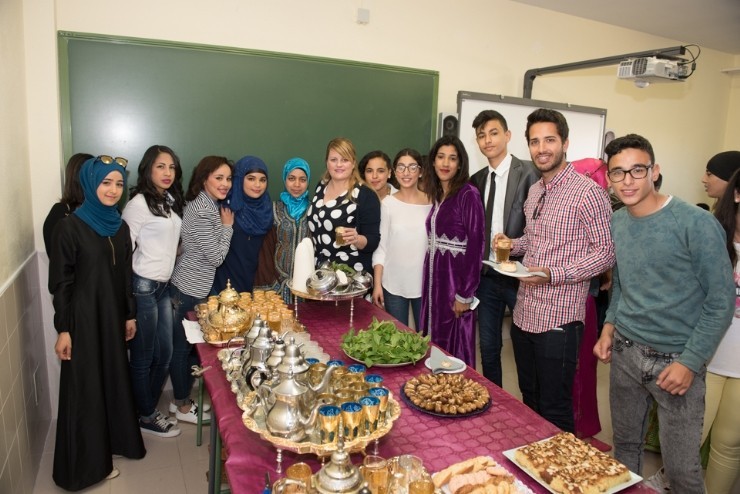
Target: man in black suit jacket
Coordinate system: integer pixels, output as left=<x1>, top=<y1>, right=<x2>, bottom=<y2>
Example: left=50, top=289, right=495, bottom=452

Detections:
left=469, top=110, right=539, bottom=386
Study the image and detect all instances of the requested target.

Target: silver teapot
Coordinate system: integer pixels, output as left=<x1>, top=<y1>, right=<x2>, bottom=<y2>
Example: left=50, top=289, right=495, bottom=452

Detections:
left=313, top=435, right=364, bottom=494
left=243, top=325, right=274, bottom=390
left=258, top=371, right=322, bottom=442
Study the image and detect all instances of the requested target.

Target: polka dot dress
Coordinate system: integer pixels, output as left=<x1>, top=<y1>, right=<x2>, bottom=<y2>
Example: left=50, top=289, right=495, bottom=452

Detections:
left=307, top=182, right=364, bottom=272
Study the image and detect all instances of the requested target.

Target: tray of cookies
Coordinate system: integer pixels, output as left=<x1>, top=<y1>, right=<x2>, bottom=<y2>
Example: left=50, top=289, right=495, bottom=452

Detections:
left=400, top=374, right=491, bottom=418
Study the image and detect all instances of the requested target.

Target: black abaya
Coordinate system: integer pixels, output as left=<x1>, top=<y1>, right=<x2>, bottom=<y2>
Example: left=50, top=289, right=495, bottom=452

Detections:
left=49, top=215, right=146, bottom=491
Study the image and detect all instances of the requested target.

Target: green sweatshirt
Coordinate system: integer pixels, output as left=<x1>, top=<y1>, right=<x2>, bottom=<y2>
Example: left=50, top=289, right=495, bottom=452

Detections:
left=605, top=197, right=735, bottom=373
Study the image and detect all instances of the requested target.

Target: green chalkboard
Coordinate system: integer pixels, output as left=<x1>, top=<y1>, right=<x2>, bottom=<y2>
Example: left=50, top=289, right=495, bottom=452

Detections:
left=58, top=32, right=438, bottom=199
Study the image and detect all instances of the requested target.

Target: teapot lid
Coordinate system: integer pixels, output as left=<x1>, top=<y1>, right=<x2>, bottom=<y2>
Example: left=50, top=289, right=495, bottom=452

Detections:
left=217, top=280, right=240, bottom=306
left=276, top=338, right=310, bottom=374
left=272, top=370, right=308, bottom=396
left=315, top=433, right=363, bottom=493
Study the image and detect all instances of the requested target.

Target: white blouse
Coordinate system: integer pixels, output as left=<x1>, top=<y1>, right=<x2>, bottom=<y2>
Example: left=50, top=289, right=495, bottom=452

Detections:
left=372, top=195, right=432, bottom=298
left=707, top=243, right=740, bottom=378
left=122, top=194, right=182, bottom=283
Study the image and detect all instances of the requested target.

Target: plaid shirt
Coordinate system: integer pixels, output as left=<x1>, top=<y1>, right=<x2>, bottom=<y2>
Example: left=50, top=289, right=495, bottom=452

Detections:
left=511, top=163, right=615, bottom=333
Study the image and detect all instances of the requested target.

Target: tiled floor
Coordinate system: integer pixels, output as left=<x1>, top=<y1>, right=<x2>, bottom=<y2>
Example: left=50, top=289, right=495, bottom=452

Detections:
left=34, top=318, right=664, bottom=493
left=33, top=391, right=212, bottom=494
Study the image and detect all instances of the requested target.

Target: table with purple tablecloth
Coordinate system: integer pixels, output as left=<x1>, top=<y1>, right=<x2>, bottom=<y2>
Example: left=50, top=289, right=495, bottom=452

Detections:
left=196, top=298, right=652, bottom=494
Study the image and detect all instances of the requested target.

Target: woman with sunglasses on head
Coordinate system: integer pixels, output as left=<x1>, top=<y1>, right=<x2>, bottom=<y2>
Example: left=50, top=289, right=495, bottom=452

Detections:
left=49, top=155, right=146, bottom=490
left=359, top=150, right=397, bottom=200
left=307, top=137, right=381, bottom=273
left=121, top=145, right=184, bottom=438
left=372, top=149, right=431, bottom=328
left=168, top=156, right=233, bottom=424
left=212, top=156, right=273, bottom=294
left=420, top=136, right=485, bottom=366
left=43, top=152, right=93, bottom=257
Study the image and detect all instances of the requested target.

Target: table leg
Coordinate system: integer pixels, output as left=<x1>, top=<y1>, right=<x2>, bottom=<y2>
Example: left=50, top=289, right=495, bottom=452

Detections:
left=208, top=409, right=220, bottom=494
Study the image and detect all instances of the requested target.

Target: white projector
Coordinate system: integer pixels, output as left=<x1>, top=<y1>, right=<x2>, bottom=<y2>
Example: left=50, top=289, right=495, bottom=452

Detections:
left=617, top=56, right=688, bottom=85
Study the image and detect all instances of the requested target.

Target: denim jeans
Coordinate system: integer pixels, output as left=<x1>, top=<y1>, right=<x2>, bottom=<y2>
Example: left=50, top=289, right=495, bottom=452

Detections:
left=510, top=321, right=583, bottom=432
left=169, top=285, right=202, bottom=405
left=383, top=288, right=421, bottom=329
left=476, top=272, right=519, bottom=386
left=129, top=275, right=174, bottom=418
left=610, top=331, right=706, bottom=493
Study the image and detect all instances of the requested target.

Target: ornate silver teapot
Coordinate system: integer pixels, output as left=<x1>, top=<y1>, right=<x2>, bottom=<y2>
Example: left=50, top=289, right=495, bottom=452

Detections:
left=258, top=371, right=322, bottom=442
left=313, top=435, right=364, bottom=494
left=243, top=325, right=274, bottom=390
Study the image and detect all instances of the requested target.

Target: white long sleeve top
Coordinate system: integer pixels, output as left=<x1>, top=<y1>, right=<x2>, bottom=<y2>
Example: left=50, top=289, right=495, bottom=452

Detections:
left=372, top=195, right=431, bottom=298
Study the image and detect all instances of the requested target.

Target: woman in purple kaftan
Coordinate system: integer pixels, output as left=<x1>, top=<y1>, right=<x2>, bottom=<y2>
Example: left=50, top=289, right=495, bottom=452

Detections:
left=420, top=136, right=485, bottom=367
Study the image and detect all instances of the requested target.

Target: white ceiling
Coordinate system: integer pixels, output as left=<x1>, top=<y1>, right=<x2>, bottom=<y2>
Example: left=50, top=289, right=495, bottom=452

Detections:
left=511, top=0, right=740, bottom=55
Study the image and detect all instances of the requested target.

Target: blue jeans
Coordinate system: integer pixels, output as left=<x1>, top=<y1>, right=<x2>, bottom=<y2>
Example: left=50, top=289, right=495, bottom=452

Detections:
left=169, top=285, right=202, bottom=404
left=510, top=321, right=583, bottom=433
left=476, top=271, right=519, bottom=386
left=610, top=331, right=706, bottom=493
left=129, top=275, right=174, bottom=418
left=383, top=288, right=421, bottom=329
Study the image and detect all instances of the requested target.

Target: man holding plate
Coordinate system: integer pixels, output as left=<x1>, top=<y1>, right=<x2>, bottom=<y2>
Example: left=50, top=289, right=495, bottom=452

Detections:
left=495, top=108, right=614, bottom=433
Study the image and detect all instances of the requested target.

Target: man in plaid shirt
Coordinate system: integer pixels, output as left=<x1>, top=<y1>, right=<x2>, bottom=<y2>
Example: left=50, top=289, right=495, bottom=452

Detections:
left=496, top=108, right=615, bottom=432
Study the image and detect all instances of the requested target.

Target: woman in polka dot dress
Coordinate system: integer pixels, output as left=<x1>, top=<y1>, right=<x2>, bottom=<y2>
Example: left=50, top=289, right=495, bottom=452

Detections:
left=307, top=137, right=381, bottom=273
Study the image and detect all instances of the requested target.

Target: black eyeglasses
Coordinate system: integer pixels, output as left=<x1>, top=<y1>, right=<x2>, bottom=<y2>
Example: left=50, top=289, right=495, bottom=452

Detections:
left=396, top=164, right=420, bottom=173
left=607, top=164, right=653, bottom=183
left=533, top=191, right=546, bottom=220
left=98, top=155, right=128, bottom=168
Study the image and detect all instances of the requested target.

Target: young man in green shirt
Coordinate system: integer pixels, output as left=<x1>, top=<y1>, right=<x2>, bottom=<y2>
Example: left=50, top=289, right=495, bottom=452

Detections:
left=594, top=134, right=734, bottom=494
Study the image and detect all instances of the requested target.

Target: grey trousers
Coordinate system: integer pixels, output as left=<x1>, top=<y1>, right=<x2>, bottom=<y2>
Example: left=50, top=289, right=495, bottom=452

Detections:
left=610, top=330, right=706, bottom=494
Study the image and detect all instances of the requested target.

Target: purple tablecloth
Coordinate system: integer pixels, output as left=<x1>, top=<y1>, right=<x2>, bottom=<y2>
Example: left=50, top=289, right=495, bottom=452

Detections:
left=196, top=299, right=652, bottom=493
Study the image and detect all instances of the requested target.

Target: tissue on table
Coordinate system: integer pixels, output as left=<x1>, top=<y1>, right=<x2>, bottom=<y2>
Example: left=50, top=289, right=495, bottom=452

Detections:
left=291, top=237, right=315, bottom=293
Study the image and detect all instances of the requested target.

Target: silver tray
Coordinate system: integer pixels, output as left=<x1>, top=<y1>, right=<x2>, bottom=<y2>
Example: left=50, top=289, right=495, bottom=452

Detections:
left=288, top=280, right=368, bottom=301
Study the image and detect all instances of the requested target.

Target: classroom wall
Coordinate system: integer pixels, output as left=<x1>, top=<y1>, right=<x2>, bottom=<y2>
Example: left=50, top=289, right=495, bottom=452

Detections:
left=23, top=0, right=737, bottom=249
left=9, top=1, right=739, bottom=489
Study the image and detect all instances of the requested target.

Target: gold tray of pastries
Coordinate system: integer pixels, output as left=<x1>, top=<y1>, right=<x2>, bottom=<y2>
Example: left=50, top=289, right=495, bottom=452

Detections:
left=241, top=392, right=401, bottom=457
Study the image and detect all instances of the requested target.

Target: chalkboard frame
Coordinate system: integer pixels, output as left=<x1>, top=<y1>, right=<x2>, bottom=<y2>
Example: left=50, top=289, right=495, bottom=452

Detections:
left=57, top=31, right=439, bottom=200
left=457, top=91, right=607, bottom=174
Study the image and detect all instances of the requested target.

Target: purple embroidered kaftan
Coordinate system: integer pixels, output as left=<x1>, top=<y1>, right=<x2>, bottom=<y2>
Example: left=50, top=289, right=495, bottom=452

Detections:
left=420, top=183, right=485, bottom=367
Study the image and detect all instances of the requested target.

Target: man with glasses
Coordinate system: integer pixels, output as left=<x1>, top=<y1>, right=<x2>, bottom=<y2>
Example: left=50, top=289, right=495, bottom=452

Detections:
left=469, top=110, right=539, bottom=386
left=594, top=134, right=734, bottom=492
left=495, top=108, right=614, bottom=432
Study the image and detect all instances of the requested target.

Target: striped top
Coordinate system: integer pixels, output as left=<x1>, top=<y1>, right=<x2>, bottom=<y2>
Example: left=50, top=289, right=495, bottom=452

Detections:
left=171, top=191, right=233, bottom=298
left=512, top=162, right=614, bottom=333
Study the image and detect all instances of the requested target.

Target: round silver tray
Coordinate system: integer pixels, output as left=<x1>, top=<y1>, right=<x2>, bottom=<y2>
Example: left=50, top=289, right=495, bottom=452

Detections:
left=288, top=280, right=368, bottom=301
left=242, top=392, right=401, bottom=456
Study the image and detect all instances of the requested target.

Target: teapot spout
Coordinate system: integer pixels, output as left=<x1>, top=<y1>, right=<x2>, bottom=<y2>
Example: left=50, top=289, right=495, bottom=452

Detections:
left=301, top=401, right=323, bottom=435
left=309, top=364, right=337, bottom=395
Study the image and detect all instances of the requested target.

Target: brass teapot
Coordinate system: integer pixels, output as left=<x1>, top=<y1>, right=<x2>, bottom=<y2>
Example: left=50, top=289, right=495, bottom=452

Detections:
left=205, top=280, right=250, bottom=341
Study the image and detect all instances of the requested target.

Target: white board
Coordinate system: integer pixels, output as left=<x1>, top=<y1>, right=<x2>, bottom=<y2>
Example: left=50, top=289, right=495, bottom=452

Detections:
left=457, top=92, right=607, bottom=174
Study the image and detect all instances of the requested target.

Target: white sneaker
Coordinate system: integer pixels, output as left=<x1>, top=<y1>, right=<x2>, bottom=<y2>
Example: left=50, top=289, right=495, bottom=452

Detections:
left=169, top=399, right=211, bottom=414
left=644, top=467, right=671, bottom=492
left=174, top=402, right=211, bottom=425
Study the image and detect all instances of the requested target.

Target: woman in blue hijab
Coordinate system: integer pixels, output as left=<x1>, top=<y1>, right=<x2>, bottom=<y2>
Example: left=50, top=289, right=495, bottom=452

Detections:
left=212, top=155, right=273, bottom=293
left=49, top=156, right=146, bottom=490
left=272, top=157, right=312, bottom=302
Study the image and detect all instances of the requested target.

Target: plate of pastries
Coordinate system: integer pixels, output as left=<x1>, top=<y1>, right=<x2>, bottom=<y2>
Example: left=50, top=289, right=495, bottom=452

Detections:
left=401, top=373, right=491, bottom=417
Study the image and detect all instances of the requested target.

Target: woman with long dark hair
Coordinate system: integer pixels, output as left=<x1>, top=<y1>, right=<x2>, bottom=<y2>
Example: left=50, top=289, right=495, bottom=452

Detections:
left=420, top=135, right=485, bottom=366
left=703, top=166, right=740, bottom=493
left=49, top=156, right=146, bottom=490
left=168, top=156, right=233, bottom=423
left=121, top=145, right=184, bottom=437
left=43, top=152, right=93, bottom=256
